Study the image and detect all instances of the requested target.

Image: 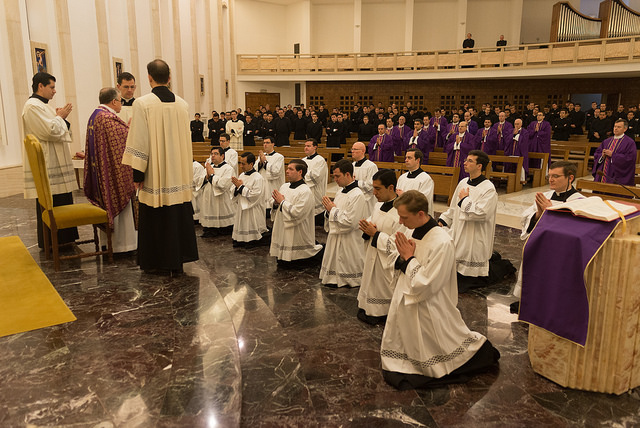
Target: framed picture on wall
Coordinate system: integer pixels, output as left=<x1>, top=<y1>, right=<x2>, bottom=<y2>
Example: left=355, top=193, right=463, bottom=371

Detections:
left=225, top=80, right=229, bottom=97
left=200, top=75, right=205, bottom=95
left=30, top=42, right=49, bottom=74
left=113, top=57, right=124, bottom=85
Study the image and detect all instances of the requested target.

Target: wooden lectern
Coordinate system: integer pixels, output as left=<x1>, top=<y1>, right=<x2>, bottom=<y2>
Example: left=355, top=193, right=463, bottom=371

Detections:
left=528, top=214, right=640, bottom=394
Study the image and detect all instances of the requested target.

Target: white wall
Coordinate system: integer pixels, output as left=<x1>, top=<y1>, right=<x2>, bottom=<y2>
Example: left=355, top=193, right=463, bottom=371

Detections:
left=310, top=2, right=354, bottom=53
left=466, top=0, right=514, bottom=49
left=287, top=0, right=311, bottom=54
left=413, top=0, right=458, bottom=51
left=361, top=0, right=405, bottom=52
left=235, top=0, right=289, bottom=54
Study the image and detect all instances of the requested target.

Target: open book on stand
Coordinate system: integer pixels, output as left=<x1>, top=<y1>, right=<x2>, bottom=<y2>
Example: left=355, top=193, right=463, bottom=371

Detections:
left=546, top=196, right=639, bottom=222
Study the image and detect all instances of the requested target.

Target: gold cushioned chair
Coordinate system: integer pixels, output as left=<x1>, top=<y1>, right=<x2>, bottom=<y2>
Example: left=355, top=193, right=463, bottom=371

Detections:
left=23, top=135, right=113, bottom=271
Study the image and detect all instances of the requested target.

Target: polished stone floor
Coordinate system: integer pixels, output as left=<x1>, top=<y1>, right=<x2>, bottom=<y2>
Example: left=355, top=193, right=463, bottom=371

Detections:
left=1, top=189, right=640, bottom=427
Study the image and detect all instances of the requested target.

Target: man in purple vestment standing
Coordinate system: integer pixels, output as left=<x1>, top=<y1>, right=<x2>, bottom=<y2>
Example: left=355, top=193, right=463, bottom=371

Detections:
left=429, top=110, right=448, bottom=148
left=526, top=111, right=551, bottom=168
left=475, top=119, right=498, bottom=154
left=84, top=87, right=137, bottom=253
left=391, top=115, right=411, bottom=156
left=491, top=112, right=513, bottom=151
left=445, top=121, right=475, bottom=181
left=369, top=123, right=395, bottom=162
left=503, top=118, right=529, bottom=181
left=405, top=118, right=431, bottom=161
left=592, top=119, right=638, bottom=186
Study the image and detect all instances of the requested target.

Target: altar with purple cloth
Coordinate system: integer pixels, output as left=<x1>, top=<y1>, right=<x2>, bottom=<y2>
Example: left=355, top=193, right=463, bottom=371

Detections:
left=520, top=207, right=640, bottom=394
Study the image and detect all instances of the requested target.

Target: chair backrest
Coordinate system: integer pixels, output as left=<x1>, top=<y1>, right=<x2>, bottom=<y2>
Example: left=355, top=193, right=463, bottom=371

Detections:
left=23, top=135, right=53, bottom=211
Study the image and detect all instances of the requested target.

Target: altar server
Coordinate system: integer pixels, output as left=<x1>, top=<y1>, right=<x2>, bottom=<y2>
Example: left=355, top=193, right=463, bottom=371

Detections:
left=231, top=152, right=269, bottom=246
left=200, top=147, right=235, bottom=237
left=351, top=142, right=379, bottom=215
left=396, top=149, right=434, bottom=218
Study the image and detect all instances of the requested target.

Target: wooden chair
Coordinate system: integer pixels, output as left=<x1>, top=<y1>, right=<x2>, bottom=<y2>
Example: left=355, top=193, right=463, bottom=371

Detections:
left=23, top=135, right=113, bottom=271
left=575, top=179, right=640, bottom=202
left=486, top=155, right=524, bottom=193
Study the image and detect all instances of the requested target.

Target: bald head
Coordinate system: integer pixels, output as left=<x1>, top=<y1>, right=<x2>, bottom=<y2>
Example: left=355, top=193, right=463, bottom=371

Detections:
left=514, top=118, right=523, bottom=129
left=351, top=142, right=367, bottom=161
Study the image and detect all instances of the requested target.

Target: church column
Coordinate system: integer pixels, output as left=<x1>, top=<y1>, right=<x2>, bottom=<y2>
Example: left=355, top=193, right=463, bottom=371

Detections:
left=457, top=0, right=468, bottom=50
left=227, top=0, right=237, bottom=108
left=3, top=0, right=30, bottom=143
left=404, top=0, right=414, bottom=51
left=126, top=0, right=140, bottom=97
left=189, top=0, right=200, bottom=113
left=509, top=0, right=523, bottom=45
left=54, top=0, right=80, bottom=151
left=353, top=0, right=362, bottom=53
left=150, top=0, right=162, bottom=59
left=217, top=1, right=226, bottom=109
left=205, top=0, right=215, bottom=110
left=171, top=0, right=184, bottom=96
left=94, top=0, right=111, bottom=87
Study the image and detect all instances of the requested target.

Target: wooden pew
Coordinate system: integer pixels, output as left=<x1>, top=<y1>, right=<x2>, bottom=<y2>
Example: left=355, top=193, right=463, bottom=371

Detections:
left=373, top=161, right=460, bottom=204
left=528, top=152, right=550, bottom=188
left=426, top=151, right=448, bottom=166
left=575, top=179, right=640, bottom=202
left=486, top=155, right=524, bottom=193
left=550, top=142, right=590, bottom=177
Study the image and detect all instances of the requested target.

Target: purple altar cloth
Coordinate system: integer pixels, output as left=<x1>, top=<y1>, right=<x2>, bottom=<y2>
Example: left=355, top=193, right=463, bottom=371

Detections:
left=519, top=209, right=640, bottom=345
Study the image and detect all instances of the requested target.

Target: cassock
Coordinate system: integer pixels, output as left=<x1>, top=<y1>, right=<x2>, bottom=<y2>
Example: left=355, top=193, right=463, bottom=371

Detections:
left=368, top=134, right=395, bottom=162
left=396, top=170, right=435, bottom=218
left=243, top=121, right=257, bottom=146
left=306, top=120, right=323, bottom=143
left=592, top=134, right=638, bottom=185
left=491, top=121, right=513, bottom=150
left=208, top=119, right=226, bottom=144
left=22, top=94, right=79, bottom=248
left=503, top=128, right=529, bottom=178
left=192, top=161, right=206, bottom=221
left=358, top=122, right=376, bottom=142
left=552, top=117, right=570, bottom=141
left=589, top=118, right=612, bottom=142
left=445, top=132, right=475, bottom=181
left=269, top=180, right=323, bottom=261
left=226, top=119, right=244, bottom=150
left=381, top=218, right=499, bottom=388
left=513, top=188, right=584, bottom=298
left=231, top=169, right=268, bottom=242
left=391, top=125, right=411, bottom=155
left=438, top=175, right=498, bottom=277
left=84, top=105, right=136, bottom=253
left=405, top=129, right=431, bottom=160
left=260, top=120, right=276, bottom=139
left=122, top=86, right=198, bottom=271
left=293, top=117, right=307, bottom=140
left=319, top=181, right=367, bottom=288
left=429, top=116, right=448, bottom=148
left=474, top=126, right=498, bottom=155
left=466, top=119, right=479, bottom=135
left=258, top=151, right=285, bottom=208
left=191, top=119, right=204, bottom=142
left=353, top=158, right=379, bottom=214
left=358, top=199, right=403, bottom=317
left=274, top=116, right=292, bottom=147
left=303, top=153, right=328, bottom=216
left=326, top=121, right=343, bottom=147
left=222, top=146, right=238, bottom=174
left=200, top=161, right=235, bottom=228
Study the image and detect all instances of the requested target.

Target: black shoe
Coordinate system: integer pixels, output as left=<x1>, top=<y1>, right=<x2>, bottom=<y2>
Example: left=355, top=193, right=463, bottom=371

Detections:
left=323, top=283, right=339, bottom=288
left=510, top=301, right=520, bottom=314
left=357, top=308, right=387, bottom=325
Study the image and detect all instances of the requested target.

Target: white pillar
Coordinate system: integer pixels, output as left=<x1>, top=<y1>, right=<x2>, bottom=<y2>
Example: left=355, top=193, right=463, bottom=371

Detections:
left=404, top=0, right=414, bottom=51
left=509, top=0, right=523, bottom=45
left=354, top=0, right=361, bottom=52
left=457, top=0, right=468, bottom=49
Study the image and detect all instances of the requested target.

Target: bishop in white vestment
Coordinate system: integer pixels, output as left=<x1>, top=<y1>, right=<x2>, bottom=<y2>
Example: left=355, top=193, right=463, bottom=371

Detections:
left=270, top=160, right=323, bottom=265
left=201, top=147, right=235, bottom=236
left=381, top=191, right=500, bottom=390
left=231, top=152, right=269, bottom=244
left=357, top=169, right=404, bottom=324
left=438, top=151, right=497, bottom=280
left=302, top=140, right=328, bottom=219
left=319, top=160, right=367, bottom=288
left=396, top=148, right=434, bottom=218
left=351, top=142, right=379, bottom=215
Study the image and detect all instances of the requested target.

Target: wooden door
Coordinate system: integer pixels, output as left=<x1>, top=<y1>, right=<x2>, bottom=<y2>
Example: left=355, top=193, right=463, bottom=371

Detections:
left=245, top=92, right=281, bottom=112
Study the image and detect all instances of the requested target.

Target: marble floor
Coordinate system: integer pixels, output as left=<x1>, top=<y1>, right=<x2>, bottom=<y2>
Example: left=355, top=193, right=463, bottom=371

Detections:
left=1, top=176, right=640, bottom=427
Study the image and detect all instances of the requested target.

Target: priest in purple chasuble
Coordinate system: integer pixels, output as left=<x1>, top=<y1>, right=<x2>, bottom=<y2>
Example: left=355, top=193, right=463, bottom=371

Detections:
left=84, top=88, right=137, bottom=253
left=475, top=119, right=499, bottom=155
left=592, top=119, right=638, bottom=186
left=503, top=118, right=529, bottom=178
left=368, top=124, right=395, bottom=162
left=526, top=112, right=552, bottom=169
left=491, top=112, right=513, bottom=151
left=390, top=116, right=412, bottom=156
left=429, top=113, right=448, bottom=148
left=445, top=121, right=475, bottom=181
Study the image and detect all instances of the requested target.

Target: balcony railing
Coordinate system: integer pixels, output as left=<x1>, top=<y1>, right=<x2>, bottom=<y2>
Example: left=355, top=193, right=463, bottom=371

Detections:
left=237, top=36, right=640, bottom=75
